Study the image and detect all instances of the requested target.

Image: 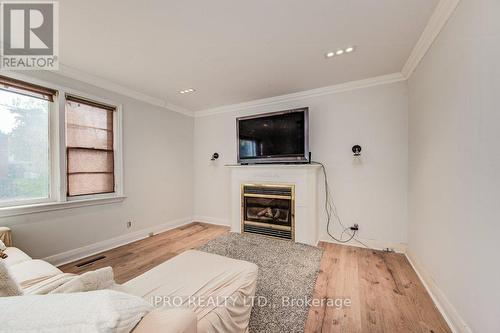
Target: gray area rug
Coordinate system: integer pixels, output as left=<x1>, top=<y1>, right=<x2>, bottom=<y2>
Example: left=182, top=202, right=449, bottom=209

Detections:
left=198, top=232, right=323, bottom=333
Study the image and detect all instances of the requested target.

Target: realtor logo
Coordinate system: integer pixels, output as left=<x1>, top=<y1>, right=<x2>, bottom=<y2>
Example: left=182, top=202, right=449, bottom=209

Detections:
left=0, top=1, right=58, bottom=69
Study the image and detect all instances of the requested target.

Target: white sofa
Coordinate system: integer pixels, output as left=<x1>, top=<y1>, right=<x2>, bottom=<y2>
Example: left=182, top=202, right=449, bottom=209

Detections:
left=1, top=228, right=258, bottom=333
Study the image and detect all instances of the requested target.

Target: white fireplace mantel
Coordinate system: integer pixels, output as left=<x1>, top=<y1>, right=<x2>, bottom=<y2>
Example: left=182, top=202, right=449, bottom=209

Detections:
left=227, top=164, right=321, bottom=245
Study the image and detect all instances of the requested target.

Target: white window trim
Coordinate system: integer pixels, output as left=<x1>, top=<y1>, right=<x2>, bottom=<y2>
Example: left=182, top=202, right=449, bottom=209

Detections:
left=0, top=196, right=125, bottom=218
left=0, top=72, right=125, bottom=218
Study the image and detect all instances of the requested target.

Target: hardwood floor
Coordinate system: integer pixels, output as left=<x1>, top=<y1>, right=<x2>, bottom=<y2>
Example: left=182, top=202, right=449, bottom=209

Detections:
left=304, top=242, right=451, bottom=333
left=59, top=222, right=228, bottom=283
left=60, top=222, right=450, bottom=332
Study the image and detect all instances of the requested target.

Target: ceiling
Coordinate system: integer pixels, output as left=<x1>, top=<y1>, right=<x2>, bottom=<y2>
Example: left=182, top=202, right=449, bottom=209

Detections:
left=59, top=0, right=438, bottom=113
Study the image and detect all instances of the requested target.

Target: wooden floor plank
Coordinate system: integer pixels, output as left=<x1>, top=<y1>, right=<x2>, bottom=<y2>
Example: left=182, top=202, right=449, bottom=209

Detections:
left=60, top=223, right=451, bottom=332
left=326, top=244, right=362, bottom=333
left=304, top=242, right=335, bottom=333
left=59, top=222, right=228, bottom=283
left=383, top=253, right=452, bottom=333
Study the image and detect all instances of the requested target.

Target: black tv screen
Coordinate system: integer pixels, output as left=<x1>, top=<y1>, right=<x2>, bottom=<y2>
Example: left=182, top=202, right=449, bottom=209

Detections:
left=237, top=108, right=309, bottom=164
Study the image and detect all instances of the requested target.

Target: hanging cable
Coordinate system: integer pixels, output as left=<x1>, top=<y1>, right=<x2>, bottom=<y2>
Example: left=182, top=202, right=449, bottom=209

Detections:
left=312, top=161, right=368, bottom=247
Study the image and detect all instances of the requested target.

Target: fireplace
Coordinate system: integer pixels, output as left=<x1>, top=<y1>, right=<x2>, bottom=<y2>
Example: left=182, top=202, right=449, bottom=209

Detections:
left=241, top=184, right=295, bottom=240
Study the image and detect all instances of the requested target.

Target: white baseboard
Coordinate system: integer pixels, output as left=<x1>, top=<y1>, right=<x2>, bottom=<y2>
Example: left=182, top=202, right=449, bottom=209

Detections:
left=318, top=236, right=408, bottom=253
left=43, top=213, right=471, bottom=333
left=320, top=237, right=471, bottom=332
left=405, top=250, right=472, bottom=333
left=192, top=215, right=231, bottom=227
left=193, top=217, right=407, bottom=253
left=44, top=217, right=194, bottom=267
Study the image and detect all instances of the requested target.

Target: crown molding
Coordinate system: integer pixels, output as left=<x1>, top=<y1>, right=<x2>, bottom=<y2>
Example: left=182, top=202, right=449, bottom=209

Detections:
left=56, top=64, right=194, bottom=117
left=401, top=0, right=460, bottom=79
left=195, top=72, right=406, bottom=117
left=192, top=0, right=461, bottom=118
left=39, top=0, right=458, bottom=118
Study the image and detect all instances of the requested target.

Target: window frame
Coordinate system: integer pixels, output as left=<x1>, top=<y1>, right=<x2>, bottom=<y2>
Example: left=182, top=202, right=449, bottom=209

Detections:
left=0, top=80, right=58, bottom=208
left=64, top=93, right=121, bottom=200
left=0, top=73, right=124, bottom=216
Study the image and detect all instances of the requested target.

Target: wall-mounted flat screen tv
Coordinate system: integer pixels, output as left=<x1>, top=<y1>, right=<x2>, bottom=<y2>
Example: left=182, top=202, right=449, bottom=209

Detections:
left=237, top=108, right=309, bottom=164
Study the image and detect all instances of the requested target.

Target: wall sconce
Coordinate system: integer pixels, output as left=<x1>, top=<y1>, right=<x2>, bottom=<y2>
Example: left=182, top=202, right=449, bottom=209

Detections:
left=211, top=152, right=219, bottom=161
left=352, top=145, right=362, bottom=157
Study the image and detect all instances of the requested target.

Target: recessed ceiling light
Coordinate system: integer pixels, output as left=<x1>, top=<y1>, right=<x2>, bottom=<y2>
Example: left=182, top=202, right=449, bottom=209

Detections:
left=179, top=88, right=196, bottom=94
left=325, top=46, right=356, bottom=59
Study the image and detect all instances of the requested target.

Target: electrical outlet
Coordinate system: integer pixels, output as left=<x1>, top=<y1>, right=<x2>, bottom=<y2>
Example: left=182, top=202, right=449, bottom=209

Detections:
left=126, top=221, right=132, bottom=229
left=148, top=232, right=154, bottom=237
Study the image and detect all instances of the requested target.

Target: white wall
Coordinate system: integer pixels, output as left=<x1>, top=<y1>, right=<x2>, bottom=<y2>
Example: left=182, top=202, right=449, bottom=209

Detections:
left=408, top=0, right=500, bottom=332
left=0, top=71, right=194, bottom=260
left=194, top=82, right=409, bottom=248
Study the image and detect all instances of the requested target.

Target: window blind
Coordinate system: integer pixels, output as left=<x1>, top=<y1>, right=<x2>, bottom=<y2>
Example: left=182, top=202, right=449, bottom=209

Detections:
left=0, top=75, right=57, bottom=102
left=65, top=95, right=115, bottom=196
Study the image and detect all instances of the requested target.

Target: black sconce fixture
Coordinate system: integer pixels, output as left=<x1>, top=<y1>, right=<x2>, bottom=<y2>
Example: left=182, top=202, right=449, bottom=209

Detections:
left=211, top=152, right=219, bottom=161
left=352, top=145, right=362, bottom=157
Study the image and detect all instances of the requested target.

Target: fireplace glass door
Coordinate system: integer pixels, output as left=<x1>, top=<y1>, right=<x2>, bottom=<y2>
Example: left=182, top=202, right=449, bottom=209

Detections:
left=244, top=197, right=292, bottom=227
left=241, top=184, right=294, bottom=240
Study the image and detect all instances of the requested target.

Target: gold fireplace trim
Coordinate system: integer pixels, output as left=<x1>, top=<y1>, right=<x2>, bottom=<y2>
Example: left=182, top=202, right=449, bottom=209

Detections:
left=243, top=221, right=292, bottom=231
left=240, top=183, right=295, bottom=241
left=243, top=193, right=291, bottom=200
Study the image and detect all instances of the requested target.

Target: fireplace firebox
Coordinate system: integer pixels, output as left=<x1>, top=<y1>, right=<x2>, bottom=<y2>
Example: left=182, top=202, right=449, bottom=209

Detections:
left=241, top=184, right=295, bottom=240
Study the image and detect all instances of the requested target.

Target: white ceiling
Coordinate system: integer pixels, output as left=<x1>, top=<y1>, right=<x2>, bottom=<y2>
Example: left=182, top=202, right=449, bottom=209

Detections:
left=59, top=0, right=438, bottom=113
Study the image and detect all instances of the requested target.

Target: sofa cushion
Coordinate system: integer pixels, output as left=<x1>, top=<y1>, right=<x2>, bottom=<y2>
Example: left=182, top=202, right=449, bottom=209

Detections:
left=122, top=250, right=258, bottom=333
left=9, top=259, right=62, bottom=285
left=2, top=247, right=32, bottom=266
left=23, top=267, right=115, bottom=295
left=132, top=308, right=197, bottom=333
left=0, top=290, right=152, bottom=333
left=51, top=266, right=115, bottom=293
left=0, top=260, right=22, bottom=296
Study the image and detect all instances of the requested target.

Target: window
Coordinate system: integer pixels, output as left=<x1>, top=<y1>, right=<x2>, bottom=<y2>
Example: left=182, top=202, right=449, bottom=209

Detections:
left=0, top=74, right=123, bottom=215
left=65, top=95, right=116, bottom=197
left=0, top=75, right=56, bottom=206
